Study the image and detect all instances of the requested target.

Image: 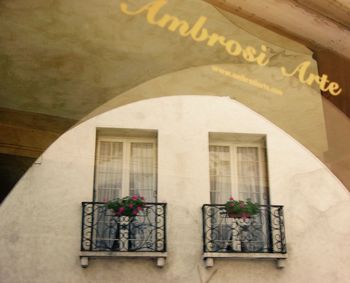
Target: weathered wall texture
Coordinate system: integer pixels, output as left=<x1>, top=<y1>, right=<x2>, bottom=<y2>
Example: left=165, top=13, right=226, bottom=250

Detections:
left=1, top=0, right=329, bottom=201
left=1, top=0, right=349, bottom=202
left=2, top=0, right=312, bottom=119
left=1, top=95, right=349, bottom=283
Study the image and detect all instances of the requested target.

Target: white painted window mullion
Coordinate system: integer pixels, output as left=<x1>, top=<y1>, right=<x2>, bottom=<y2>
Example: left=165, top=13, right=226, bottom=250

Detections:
left=122, top=141, right=131, bottom=197
left=231, top=145, right=239, bottom=199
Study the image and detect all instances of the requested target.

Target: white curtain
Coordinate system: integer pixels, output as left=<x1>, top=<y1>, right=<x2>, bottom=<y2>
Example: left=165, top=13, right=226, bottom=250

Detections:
left=94, top=141, right=123, bottom=249
left=209, top=145, right=232, bottom=204
left=129, top=142, right=157, bottom=251
left=236, top=147, right=267, bottom=252
left=210, top=145, right=264, bottom=204
left=95, top=141, right=123, bottom=202
left=130, top=142, right=156, bottom=202
left=209, top=144, right=267, bottom=252
left=236, top=147, right=262, bottom=204
left=94, top=140, right=157, bottom=251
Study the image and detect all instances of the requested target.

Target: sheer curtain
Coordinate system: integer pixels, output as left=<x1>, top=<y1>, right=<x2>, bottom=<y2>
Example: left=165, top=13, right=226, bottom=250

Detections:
left=129, top=142, right=157, bottom=250
left=94, top=141, right=123, bottom=250
left=236, top=147, right=262, bottom=204
left=237, top=146, right=268, bottom=252
left=209, top=145, right=264, bottom=203
left=209, top=143, right=268, bottom=252
left=94, top=139, right=157, bottom=251
left=129, top=142, right=156, bottom=202
left=95, top=141, right=123, bottom=202
left=209, top=145, right=232, bottom=204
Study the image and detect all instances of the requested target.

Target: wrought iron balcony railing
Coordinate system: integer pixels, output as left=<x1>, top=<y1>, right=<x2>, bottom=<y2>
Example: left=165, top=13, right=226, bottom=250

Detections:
left=202, top=204, right=286, bottom=254
left=81, top=202, right=167, bottom=253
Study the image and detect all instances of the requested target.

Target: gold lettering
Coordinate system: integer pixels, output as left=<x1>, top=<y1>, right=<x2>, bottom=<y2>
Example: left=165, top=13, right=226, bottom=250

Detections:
left=327, top=82, right=342, bottom=96
left=157, top=14, right=189, bottom=35
left=242, top=46, right=257, bottom=62
left=317, top=74, right=330, bottom=91
left=207, top=33, right=226, bottom=47
left=186, top=16, right=209, bottom=42
left=120, top=0, right=167, bottom=25
left=282, top=61, right=342, bottom=95
left=121, top=0, right=341, bottom=96
left=256, top=45, right=270, bottom=66
left=281, top=61, right=311, bottom=83
left=305, top=73, right=318, bottom=86
left=225, top=40, right=242, bottom=56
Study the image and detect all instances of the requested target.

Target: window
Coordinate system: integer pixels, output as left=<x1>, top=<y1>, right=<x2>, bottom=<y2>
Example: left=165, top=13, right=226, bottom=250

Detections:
left=93, top=129, right=158, bottom=251
left=80, top=129, right=167, bottom=266
left=94, top=136, right=157, bottom=203
left=209, top=139, right=268, bottom=205
left=208, top=133, right=270, bottom=253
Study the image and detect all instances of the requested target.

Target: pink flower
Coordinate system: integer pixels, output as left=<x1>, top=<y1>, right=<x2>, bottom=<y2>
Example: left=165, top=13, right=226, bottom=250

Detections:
left=229, top=203, right=234, bottom=207
left=140, top=196, right=145, bottom=201
left=118, top=207, right=125, bottom=213
left=132, top=209, right=138, bottom=215
left=242, top=213, right=250, bottom=220
left=239, top=203, right=245, bottom=208
left=131, top=195, right=138, bottom=200
left=229, top=196, right=234, bottom=201
left=137, top=206, right=143, bottom=211
left=129, top=203, right=134, bottom=208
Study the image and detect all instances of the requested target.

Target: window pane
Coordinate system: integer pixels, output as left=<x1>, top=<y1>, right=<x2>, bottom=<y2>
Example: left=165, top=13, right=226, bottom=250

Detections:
left=95, top=141, right=123, bottom=201
left=236, top=147, right=261, bottom=203
left=130, top=142, right=156, bottom=202
left=209, top=145, right=231, bottom=204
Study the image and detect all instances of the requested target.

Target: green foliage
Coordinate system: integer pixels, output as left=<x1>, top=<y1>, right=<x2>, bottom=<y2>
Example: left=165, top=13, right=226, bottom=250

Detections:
left=224, top=198, right=260, bottom=217
left=106, top=195, right=145, bottom=217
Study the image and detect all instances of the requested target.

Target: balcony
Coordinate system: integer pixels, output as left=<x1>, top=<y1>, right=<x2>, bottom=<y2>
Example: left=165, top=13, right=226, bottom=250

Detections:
left=202, top=204, right=287, bottom=268
left=80, top=202, right=167, bottom=267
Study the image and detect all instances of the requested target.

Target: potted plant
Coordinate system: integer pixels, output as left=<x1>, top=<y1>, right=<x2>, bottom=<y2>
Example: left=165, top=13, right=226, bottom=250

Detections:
left=106, top=195, right=145, bottom=217
left=224, top=197, right=260, bottom=219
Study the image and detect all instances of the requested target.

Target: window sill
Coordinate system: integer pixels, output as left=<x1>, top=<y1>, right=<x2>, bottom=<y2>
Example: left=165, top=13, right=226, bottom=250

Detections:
left=203, top=252, right=287, bottom=268
left=80, top=251, right=168, bottom=268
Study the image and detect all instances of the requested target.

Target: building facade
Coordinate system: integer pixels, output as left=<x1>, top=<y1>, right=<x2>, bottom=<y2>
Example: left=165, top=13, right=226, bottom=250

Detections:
left=1, top=1, right=350, bottom=282
left=1, top=94, right=349, bottom=283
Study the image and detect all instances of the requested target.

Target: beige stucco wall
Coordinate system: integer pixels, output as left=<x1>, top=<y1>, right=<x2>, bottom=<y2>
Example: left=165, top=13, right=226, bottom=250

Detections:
left=85, top=63, right=328, bottom=158
left=5, top=0, right=350, bottom=203
left=0, top=0, right=330, bottom=162
left=0, top=94, right=349, bottom=283
left=0, top=0, right=314, bottom=118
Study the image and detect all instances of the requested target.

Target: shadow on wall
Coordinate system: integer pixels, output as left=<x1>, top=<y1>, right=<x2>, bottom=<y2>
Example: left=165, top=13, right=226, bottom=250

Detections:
left=0, top=153, right=35, bottom=202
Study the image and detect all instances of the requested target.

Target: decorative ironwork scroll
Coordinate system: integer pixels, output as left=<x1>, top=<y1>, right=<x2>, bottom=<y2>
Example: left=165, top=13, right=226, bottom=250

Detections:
left=81, top=202, right=167, bottom=252
left=202, top=204, right=286, bottom=254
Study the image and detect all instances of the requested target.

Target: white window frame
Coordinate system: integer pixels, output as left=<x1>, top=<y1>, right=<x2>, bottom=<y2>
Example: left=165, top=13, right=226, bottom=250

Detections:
left=209, top=138, right=270, bottom=253
left=94, top=136, right=158, bottom=202
left=209, top=140, right=267, bottom=204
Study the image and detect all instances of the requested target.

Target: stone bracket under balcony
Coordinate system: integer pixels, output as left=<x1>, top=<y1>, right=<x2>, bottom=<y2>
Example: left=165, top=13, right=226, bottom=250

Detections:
left=80, top=251, right=168, bottom=268
left=203, top=252, right=287, bottom=268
